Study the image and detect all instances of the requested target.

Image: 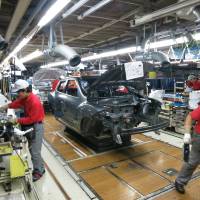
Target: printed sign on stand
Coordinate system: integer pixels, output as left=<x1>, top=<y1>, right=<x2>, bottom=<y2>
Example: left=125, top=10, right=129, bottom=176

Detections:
left=124, top=61, right=144, bottom=80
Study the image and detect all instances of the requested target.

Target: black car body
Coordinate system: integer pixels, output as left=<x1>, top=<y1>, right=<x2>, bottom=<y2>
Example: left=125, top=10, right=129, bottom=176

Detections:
left=49, top=66, right=168, bottom=145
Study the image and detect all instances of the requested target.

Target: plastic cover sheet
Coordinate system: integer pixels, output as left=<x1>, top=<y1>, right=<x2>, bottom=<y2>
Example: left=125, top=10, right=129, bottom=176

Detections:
left=33, top=68, right=66, bottom=86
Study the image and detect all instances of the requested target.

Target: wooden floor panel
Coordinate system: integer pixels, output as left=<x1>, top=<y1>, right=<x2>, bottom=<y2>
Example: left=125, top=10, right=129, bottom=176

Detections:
left=44, top=115, right=200, bottom=200
left=70, top=151, right=128, bottom=172
left=69, top=141, right=165, bottom=172
left=61, top=133, right=93, bottom=155
left=153, top=177, right=200, bottom=200
left=44, top=116, right=93, bottom=156
left=159, top=145, right=182, bottom=160
left=44, top=131, right=81, bottom=160
left=54, top=145, right=81, bottom=160
left=133, top=135, right=182, bottom=159
left=81, top=167, right=141, bottom=200
left=133, top=134, right=154, bottom=142
left=133, top=151, right=184, bottom=182
left=108, top=160, right=170, bottom=195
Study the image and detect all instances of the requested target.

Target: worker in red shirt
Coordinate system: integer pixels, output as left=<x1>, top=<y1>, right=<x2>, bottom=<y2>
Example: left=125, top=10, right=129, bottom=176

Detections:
left=0, top=79, right=45, bottom=182
left=175, top=106, right=200, bottom=194
left=186, top=74, right=200, bottom=91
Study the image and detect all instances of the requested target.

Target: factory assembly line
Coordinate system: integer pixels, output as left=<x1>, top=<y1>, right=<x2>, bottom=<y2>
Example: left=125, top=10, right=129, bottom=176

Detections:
left=43, top=114, right=200, bottom=200
left=0, top=91, right=196, bottom=200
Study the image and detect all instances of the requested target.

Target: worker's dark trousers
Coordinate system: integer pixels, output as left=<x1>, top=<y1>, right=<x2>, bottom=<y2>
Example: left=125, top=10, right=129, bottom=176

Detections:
left=28, top=123, right=44, bottom=172
left=176, top=134, right=200, bottom=185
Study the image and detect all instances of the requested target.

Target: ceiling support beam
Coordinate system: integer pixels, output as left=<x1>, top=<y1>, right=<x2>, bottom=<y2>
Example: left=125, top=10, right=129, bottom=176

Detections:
left=87, top=32, right=134, bottom=47
left=64, top=7, right=141, bottom=44
left=5, top=0, right=31, bottom=42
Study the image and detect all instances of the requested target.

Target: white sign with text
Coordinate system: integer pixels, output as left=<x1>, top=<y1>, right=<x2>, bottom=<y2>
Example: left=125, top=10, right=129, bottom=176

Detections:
left=124, top=61, right=144, bottom=80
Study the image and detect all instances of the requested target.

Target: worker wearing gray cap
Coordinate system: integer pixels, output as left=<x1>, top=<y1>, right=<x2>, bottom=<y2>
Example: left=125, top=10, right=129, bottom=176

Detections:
left=0, top=79, right=45, bottom=182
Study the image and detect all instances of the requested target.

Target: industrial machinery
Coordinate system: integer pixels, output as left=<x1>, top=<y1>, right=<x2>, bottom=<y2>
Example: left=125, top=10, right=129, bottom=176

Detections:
left=0, top=111, right=34, bottom=197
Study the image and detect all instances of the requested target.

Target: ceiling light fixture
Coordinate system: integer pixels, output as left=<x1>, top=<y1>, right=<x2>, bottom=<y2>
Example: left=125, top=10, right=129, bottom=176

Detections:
left=1, top=37, right=31, bottom=66
left=20, top=49, right=43, bottom=63
left=192, top=32, right=200, bottom=40
left=36, top=33, right=200, bottom=69
left=38, top=0, right=71, bottom=28
left=40, top=46, right=141, bottom=68
left=40, top=60, right=69, bottom=68
left=78, top=0, right=113, bottom=20
left=62, top=0, right=89, bottom=19
left=145, top=36, right=188, bottom=49
left=0, top=0, right=71, bottom=68
left=82, top=46, right=141, bottom=61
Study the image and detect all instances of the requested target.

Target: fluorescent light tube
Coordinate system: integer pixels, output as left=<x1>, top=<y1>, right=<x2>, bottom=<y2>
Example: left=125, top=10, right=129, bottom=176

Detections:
left=40, top=46, right=141, bottom=68
left=192, top=32, right=200, bottom=40
left=0, top=37, right=31, bottom=67
left=0, top=0, right=71, bottom=67
left=145, top=36, right=188, bottom=49
left=40, top=60, right=69, bottom=68
left=78, top=0, right=113, bottom=20
left=82, top=46, right=141, bottom=61
left=11, top=38, right=31, bottom=57
left=20, top=50, right=43, bottom=63
left=62, top=0, right=89, bottom=19
left=38, top=0, right=71, bottom=28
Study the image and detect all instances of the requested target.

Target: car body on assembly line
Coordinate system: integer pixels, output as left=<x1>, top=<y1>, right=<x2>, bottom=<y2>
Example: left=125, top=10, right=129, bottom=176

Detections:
left=49, top=66, right=168, bottom=147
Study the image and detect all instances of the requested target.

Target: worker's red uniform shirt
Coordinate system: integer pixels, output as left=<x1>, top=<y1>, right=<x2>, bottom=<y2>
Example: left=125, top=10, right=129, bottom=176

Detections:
left=51, top=79, right=59, bottom=92
left=190, top=106, right=200, bottom=134
left=9, top=93, right=45, bottom=125
left=186, top=80, right=200, bottom=90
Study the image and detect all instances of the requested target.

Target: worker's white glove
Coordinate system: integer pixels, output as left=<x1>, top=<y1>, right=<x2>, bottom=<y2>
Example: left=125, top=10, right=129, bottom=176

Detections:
left=0, top=104, right=8, bottom=112
left=14, top=128, right=34, bottom=136
left=8, top=117, right=17, bottom=124
left=14, top=128, right=26, bottom=136
left=183, top=133, right=191, bottom=144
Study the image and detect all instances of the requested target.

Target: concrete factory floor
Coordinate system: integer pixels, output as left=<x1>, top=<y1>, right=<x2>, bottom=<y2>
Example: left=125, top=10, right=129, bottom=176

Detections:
left=42, top=114, right=200, bottom=200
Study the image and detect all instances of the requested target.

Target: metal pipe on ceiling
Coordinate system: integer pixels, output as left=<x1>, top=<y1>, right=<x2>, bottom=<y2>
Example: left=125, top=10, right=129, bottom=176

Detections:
left=193, top=5, right=200, bottom=22
left=52, top=44, right=81, bottom=67
left=11, top=0, right=49, bottom=49
left=62, top=0, right=90, bottom=19
left=65, top=7, right=141, bottom=44
left=135, top=51, right=170, bottom=66
left=78, top=0, right=113, bottom=20
left=5, top=0, right=32, bottom=42
left=133, top=0, right=200, bottom=27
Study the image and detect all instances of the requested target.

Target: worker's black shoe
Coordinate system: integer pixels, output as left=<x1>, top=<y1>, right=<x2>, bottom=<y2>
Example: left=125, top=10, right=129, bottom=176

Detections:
left=32, top=168, right=45, bottom=175
left=175, top=181, right=185, bottom=194
left=32, top=169, right=45, bottom=182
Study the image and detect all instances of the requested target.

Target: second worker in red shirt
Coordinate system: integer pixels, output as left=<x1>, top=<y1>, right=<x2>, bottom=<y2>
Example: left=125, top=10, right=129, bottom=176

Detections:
left=175, top=105, right=200, bottom=194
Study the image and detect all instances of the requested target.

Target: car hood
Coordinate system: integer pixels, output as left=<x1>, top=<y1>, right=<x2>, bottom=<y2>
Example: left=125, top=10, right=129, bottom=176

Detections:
left=86, top=65, right=145, bottom=98
left=89, top=66, right=126, bottom=90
